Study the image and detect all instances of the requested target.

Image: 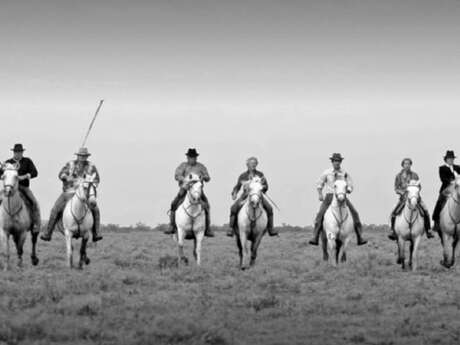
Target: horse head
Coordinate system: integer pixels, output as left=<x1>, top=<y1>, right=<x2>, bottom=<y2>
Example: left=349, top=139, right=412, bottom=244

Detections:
left=186, top=173, right=203, bottom=204
left=333, top=179, right=349, bottom=204
left=248, top=176, right=264, bottom=208
left=406, top=180, right=421, bottom=209
left=1, top=163, right=20, bottom=197
left=76, top=173, right=98, bottom=207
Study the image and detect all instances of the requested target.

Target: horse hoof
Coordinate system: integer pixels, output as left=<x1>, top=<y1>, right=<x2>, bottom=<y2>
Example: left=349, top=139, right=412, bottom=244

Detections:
left=31, top=256, right=39, bottom=266
left=85, top=257, right=91, bottom=265
left=440, top=260, right=453, bottom=269
left=396, top=258, right=403, bottom=265
left=180, top=257, right=189, bottom=265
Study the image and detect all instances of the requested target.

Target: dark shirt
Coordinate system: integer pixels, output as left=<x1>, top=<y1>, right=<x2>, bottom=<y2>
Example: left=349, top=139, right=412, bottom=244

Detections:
left=4, top=157, right=38, bottom=188
left=232, top=170, right=269, bottom=196
left=439, top=164, right=460, bottom=193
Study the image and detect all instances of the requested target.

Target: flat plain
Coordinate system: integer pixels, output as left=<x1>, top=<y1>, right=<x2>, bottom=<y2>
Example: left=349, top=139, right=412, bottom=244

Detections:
left=1, top=227, right=460, bottom=345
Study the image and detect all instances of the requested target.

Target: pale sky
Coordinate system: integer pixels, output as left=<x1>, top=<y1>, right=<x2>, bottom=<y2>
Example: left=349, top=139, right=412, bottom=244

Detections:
left=1, top=0, right=459, bottom=226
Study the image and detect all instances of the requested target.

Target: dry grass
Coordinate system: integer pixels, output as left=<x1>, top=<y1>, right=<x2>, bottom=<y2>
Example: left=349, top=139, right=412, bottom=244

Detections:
left=1, top=228, right=460, bottom=345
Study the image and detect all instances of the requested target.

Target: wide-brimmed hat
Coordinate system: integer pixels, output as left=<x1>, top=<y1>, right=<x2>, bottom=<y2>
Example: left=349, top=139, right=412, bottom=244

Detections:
left=11, top=143, right=25, bottom=152
left=444, top=150, right=456, bottom=160
left=330, top=153, right=344, bottom=162
left=75, top=147, right=91, bottom=157
left=186, top=148, right=199, bottom=157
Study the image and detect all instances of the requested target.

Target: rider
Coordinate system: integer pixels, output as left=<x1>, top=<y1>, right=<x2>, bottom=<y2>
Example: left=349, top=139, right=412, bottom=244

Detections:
left=432, top=150, right=460, bottom=234
left=40, top=147, right=103, bottom=242
left=0, top=144, right=41, bottom=233
left=227, top=157, right=278, bottom=237
left=309, top=153, right=368, bottom=246
left=388, top=158, right=434, bottom=240
left=164, top=148, right=214, bottom=237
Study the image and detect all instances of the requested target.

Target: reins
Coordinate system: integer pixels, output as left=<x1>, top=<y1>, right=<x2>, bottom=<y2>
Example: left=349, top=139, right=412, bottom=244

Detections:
left=331, top=195, right=349, bottom=230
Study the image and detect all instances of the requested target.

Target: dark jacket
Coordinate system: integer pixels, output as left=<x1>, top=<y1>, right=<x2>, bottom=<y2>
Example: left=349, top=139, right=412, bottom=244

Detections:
left=439, top=164, right=460, bottom=193
left=4, top=157, right=38, bottom=188
left=232, top=170, right=268, bottom=196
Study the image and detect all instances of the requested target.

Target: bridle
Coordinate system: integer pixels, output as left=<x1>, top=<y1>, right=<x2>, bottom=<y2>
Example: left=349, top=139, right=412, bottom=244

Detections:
left=182, top=180, right=204, bottom=219
left=2, top=171, right=23, bottom=218
left=246, top=186, right=263, bottom=223
left=332, top=191, right=349, bottom=230
left=70, top=180, right=97, bottom=229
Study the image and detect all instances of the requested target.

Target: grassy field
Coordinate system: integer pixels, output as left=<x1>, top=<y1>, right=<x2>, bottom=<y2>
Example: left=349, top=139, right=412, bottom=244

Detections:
left=1, top=227, right=460, bottom=345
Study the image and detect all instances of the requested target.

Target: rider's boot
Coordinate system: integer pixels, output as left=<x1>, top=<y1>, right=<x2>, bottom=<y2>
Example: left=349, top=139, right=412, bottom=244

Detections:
left=388, top=215, right=398, bottom=241
left=227, top=214, right=236, bottom=237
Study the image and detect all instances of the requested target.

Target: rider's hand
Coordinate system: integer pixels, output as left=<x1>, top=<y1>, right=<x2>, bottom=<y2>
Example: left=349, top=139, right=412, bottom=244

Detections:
left=318, top=194, right=324, bottom=202
left=232, top=192, right=238, bottom=201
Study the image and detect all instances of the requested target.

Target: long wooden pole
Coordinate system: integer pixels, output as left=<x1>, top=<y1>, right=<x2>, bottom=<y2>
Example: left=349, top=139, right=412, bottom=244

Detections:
left=81, top=99, right=104, bottom=147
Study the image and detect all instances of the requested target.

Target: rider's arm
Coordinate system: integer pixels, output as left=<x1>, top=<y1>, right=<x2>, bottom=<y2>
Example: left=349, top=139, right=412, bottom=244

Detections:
left=174, top=163, right=186, bottom=183
left=27, top=158, right=38, bottom=179
left=394, top=174, right=404, bottom=195
left=90, top=164, right=101, bottom=185
left=232, top=174, right=244, bottom=196
left=345, top=172, right=354, bottom=193
left=260, top=173, right=269, bottom=193
left=58, top=162, right=71, bottom=181
left=317, top=171, right=327, bottom=198
left=200, top=164, right=210, bottom=182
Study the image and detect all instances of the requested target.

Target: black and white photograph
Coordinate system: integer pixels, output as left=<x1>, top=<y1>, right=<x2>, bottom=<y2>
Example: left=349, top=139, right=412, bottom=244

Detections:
left=1, top=0, right=460, bottom=344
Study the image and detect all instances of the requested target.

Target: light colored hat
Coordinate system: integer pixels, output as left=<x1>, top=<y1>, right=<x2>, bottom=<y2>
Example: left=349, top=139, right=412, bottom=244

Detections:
left=75, top=147, right=91, bottom=156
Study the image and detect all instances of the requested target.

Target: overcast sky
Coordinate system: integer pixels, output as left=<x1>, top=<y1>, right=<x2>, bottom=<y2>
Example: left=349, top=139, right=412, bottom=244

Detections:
left=1, top=0, right=459, bottom=227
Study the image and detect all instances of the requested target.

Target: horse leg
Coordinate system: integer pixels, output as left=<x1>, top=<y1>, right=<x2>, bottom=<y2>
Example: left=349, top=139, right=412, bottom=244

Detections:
left=240, top=231, right=250, bottom=270
left=235, top=234, right=243, bottom=267
left=335, top=239, right=342, bottom=265
left=31, top=231, right=39, bottom=266
left=328, top=238, right=337, bottom=268
left=194, top=232, right=204, bottom=266
left=411, top=236, right=421, bottom=272
left=250, top=233, right=264, bottom=267
left=321, top=231, right=329, bottom=261
left=397, top=237, right=405, bottom=269
left=79, top=237, right=89, bottom=269
left=340, top=238, right=349, bottom=263
left=408, top=239, right=414, bottom=271
left=0, top=230, right=10, bottom=271
left=177, top=227, right=188, bottom=266
left=65, top=231, right=73, bottom=269
left=14, top=232, right=26, bottom=268
left=440, top=232, right=451, bottom=268
left=451, top=232, right=459, bottom=267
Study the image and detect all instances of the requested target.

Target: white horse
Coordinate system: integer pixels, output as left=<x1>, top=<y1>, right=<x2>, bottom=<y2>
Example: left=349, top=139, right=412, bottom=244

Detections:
left=321, top=180, right=354, bottom=267
left=438, top=176, right=460, bottom=269
left=393, top=180, right=424, bottom=271
left=62, top=174, right=97, bottom=269
left=236, top=176, right=268, bottom=270
left=0, top=163, right=39, bottom=270
left=175, top=173, right=206, bottom=266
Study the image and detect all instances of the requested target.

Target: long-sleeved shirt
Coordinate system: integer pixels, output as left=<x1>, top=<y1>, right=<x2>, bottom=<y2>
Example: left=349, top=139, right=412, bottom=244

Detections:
left=394, top=170, right=420, bottom=196
left=4, top=157, right=38, bottom=188
left=174, top=162, right=210, bottom=187
left=232, top=170, right=268, bottom=196
left=439, top=164, right=460, bottom=192
left=58, top=160, right=100, bottom=192
left=317, top=168, right=353, bottom=195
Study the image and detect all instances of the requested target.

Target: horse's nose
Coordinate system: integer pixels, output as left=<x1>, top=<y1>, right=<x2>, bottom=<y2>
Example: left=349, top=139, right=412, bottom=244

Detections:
left=4, top=187, right=11, bottom=196
left=337, top=194, right=345, bottom=202
left=410, top=197, right=418, bottom=207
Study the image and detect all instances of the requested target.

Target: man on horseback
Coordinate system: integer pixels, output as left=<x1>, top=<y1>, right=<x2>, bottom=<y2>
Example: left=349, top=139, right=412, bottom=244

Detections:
left=164, top=148, right=214, bottom=237
left=40, top=147, right=103, bottom=242
left=309, top=153, right=367, bottom=246
left=227, top=157, right=278, bottom=237
left=0, top=144, right=41, bottom=233
left=388, top=158, right=434, bottom=240
left=432, top=150, right=460, bottom=234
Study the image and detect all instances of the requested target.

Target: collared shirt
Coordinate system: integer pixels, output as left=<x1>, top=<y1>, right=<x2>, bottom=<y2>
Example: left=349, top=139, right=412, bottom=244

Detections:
left=317, top=168, right=353, bottom=195
left=3, top=157, right=38, bottom=188
left=174, top=162, right=210, bottom=187
left=59, top=160, right=100, bottom=192
left=232, top=170, right=268, bottom=196
left=394, top=170, right=420, bottom=196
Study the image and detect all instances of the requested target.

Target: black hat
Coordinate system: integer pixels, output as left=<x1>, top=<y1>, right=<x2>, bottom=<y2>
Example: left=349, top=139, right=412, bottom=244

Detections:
left=330, top=153, right=344, bottom=162
left=444, top=150, right=456, bottom=160
left=186, top=148, right=199, bottom=157
left=11, top=144, right=25, bottom=152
